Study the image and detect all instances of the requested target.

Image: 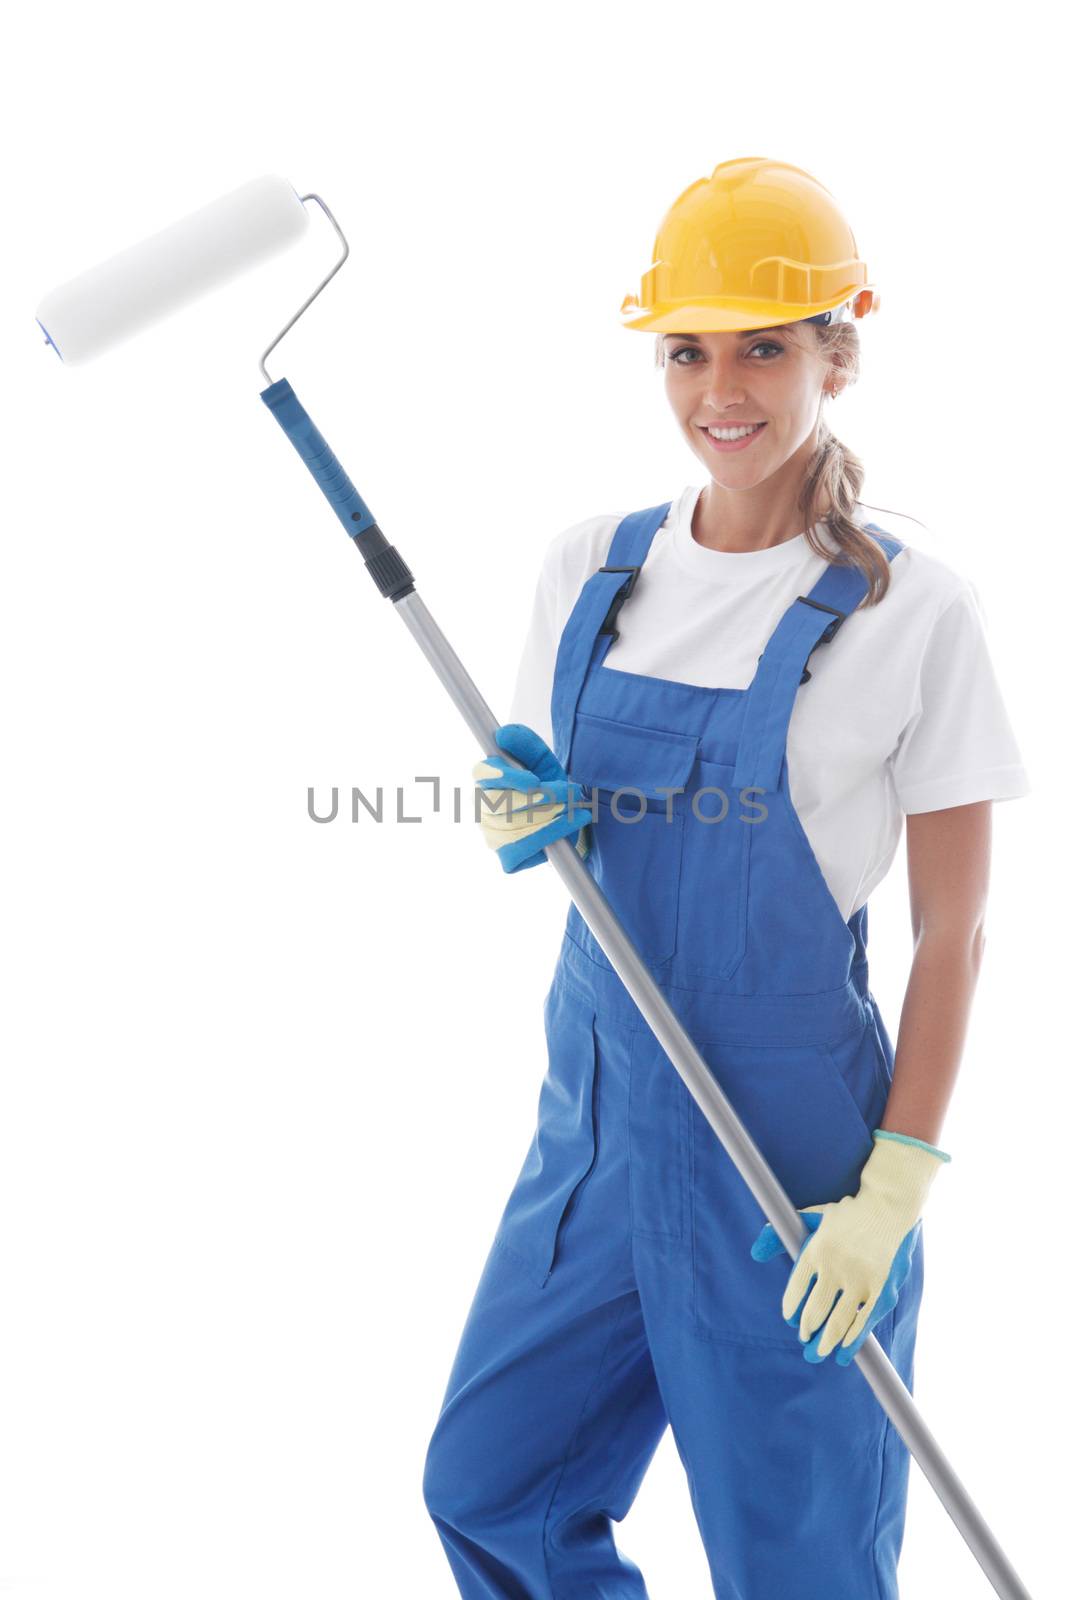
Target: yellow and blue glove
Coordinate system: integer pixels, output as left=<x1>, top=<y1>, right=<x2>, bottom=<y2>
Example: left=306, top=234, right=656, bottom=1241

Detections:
left=473, top=722, right=593, bottom=873
left=751, top=1128, right=951, bottom=1365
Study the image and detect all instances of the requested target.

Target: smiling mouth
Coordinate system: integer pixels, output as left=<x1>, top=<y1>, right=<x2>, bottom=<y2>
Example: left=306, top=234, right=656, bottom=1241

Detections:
left=700, top=421, right=766, bottom=434
left=699, top=421, right=768, bottom=448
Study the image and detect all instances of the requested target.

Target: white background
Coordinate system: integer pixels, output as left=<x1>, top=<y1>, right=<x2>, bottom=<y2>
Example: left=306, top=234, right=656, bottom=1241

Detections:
left=3, top=4, right=1060, bottom=1597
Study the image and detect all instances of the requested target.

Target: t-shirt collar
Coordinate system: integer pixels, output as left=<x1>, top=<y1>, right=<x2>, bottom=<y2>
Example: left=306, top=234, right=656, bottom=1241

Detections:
left=668, top=484, right=838, bottom=580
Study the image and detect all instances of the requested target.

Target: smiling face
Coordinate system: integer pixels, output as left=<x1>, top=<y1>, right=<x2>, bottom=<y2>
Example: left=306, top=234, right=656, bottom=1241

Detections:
left=662, top=321, right=835, bottom=487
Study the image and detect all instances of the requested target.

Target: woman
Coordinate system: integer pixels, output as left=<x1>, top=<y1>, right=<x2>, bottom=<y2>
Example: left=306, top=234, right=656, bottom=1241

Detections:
left=422, top=157, right=1030, bottom=1599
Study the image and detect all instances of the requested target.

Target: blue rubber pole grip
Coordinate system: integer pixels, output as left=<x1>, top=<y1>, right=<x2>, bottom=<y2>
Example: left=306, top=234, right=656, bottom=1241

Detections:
left=260, top=377, right=376, bottom=538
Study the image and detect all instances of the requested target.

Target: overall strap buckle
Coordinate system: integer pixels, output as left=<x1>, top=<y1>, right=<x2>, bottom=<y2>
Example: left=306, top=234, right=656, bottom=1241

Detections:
left=796, top=595, right=848, bottom=683
left=597, top=566, right=641, bottom=642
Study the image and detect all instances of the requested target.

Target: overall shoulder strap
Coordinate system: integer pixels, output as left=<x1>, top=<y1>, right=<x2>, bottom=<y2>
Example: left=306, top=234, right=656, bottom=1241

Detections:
left=732, top=527, right=905, bottom=794
left=550, top=501, right=671, bottom=770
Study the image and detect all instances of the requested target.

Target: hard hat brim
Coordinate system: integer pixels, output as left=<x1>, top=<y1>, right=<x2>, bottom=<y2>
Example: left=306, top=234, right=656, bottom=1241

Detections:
left=620, top=293, right=864, bottom=334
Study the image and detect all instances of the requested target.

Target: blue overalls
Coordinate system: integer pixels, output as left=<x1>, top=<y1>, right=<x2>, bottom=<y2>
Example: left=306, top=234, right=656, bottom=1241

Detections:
left=424, top=504, right=920, bottom=1600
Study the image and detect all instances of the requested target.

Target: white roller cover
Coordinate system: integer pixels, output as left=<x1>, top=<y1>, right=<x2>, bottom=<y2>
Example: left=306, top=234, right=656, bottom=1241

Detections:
left=36, top=174, right=310, bottom=365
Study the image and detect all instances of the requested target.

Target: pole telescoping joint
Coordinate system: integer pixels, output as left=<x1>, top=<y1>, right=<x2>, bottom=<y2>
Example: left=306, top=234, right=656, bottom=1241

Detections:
left=351, top=523, right=414, bottom=602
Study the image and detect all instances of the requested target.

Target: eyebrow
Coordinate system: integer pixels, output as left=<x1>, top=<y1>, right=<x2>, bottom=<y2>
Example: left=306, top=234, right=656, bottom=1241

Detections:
left=665, top=327, right=787, bottom=341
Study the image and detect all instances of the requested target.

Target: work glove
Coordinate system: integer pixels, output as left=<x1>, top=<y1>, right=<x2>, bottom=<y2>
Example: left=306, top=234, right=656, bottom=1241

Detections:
left=751, top=1129, right=951, bottom=1365
left=472, top=722, right=593, bottom=874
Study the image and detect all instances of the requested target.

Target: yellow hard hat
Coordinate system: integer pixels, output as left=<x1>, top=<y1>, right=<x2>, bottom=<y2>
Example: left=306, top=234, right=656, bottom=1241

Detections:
left=620, top=157, right=879, bottom=334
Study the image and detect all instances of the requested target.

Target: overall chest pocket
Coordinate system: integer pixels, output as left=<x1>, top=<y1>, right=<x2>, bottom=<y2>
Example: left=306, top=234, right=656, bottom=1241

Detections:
left=567, top=713, right=699, bottom=966
left=674, top=758, right=754, bottom=980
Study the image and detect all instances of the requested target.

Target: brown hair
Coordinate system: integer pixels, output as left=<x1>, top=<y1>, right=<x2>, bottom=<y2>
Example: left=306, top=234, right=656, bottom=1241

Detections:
left=655, top=318, right=896, bottom=609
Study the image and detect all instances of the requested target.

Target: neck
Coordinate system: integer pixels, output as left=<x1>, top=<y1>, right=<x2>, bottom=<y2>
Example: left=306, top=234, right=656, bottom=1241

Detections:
left=693, top=436, right=831, bottom=553
left=692, top=495, right=813, bottom=553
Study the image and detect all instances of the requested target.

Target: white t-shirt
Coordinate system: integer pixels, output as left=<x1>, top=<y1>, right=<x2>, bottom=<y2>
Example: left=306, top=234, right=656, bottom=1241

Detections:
left=507, top=484, right=1031, bottom=924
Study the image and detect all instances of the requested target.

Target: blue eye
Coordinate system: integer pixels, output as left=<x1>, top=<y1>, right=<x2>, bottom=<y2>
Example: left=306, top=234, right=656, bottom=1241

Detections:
left=667, top=341, right=781, bottom=364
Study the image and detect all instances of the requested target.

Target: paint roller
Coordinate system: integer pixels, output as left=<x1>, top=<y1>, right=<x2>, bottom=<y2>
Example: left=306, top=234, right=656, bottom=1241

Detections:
left=36, top=175, right=311, bottom=365
left=34, top=176, right=1035, bottom=1600
left=39, top=176, right=409, bottom=611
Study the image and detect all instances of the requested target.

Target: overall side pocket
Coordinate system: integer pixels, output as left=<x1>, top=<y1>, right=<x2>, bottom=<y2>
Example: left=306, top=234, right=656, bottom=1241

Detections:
left=820, top=1014, right=891, bottom=1139
left=493, top=980, right=599, bottom=1288
left=687, top=1033, right=875, bottom=1346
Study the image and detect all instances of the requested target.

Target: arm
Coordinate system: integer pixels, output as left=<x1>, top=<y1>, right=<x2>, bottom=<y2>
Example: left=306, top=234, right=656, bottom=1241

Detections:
left=753, top=570, right=1026, bottom=1363
left=880, top=799, right=992, bottom=1146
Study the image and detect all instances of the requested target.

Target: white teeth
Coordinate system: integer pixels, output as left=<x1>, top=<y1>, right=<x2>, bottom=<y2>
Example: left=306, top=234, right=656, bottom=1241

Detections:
left=707, top=423, right=763, bottom=441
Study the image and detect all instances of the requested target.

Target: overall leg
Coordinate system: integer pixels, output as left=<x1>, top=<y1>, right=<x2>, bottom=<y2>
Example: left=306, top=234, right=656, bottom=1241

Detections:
left=423, top=997, right=670, bottom=1599
left=627, top=1019, right=922, bottom=1600
left=638, top=1228, right=921, bottom=1600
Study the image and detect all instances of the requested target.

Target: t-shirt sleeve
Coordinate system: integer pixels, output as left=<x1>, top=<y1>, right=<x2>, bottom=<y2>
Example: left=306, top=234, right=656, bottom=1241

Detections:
left=505, top=545, right=561, bottom=752
left=504, top=513, right=620, bottom=755
left=888, top=581, right=1031, bottom=813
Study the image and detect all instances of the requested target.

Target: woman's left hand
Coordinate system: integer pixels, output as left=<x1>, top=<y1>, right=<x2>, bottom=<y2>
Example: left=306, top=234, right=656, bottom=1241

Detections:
left=750, top=1130, right=951, bottom=1365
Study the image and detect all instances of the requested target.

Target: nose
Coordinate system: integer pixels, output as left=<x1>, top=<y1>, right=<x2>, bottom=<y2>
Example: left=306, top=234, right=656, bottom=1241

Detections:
left=702, top=388, right=748, bottom=414
left=699, top=361, right=749, bottom=413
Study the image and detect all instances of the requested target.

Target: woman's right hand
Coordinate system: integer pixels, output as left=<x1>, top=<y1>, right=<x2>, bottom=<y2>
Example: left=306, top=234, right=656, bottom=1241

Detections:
left=473, top=722, right=593, bottom=873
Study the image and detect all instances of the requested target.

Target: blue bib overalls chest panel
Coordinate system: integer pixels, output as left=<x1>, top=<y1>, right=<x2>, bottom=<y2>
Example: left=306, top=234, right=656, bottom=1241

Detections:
left=552, top=501, right=902, bottom=999
left=423, top=504, right=922, bottom=1600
